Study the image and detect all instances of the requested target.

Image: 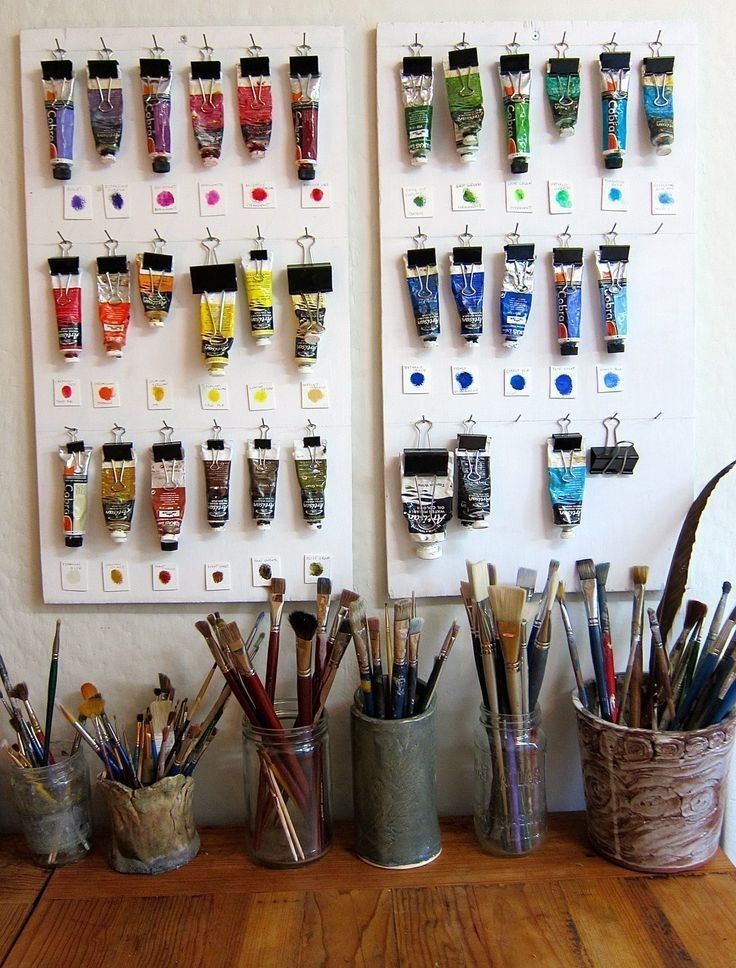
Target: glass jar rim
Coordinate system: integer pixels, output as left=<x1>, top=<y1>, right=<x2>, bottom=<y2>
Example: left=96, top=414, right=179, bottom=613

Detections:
left=479, top=702, right=542, bottom=727
left=242, top=698, right=329, bottom=740
left=10, top=742, right=85, bottom=777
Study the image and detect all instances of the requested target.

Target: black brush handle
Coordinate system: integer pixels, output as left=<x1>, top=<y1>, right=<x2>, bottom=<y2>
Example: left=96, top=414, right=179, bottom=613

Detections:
left=406, top=663, right=418, bottom=716
left=588, top=623, right=612, bottom=721
left=371, top=661, right=386, bottom=718
left=391, top=660, right=407, bottom=719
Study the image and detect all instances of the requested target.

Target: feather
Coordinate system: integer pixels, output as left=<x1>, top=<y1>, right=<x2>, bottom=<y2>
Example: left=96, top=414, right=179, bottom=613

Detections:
left=657, top=460, right=736, bottom=644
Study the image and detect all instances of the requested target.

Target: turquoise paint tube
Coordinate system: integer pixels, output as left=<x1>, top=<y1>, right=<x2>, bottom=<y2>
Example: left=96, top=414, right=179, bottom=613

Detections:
left=547, top=434, right=586, bottom=538
left=596, top=244, right=629, bottom=353
left=599, top=50, right=630, bottom=170
left=642, top=55, right=674, bottom=155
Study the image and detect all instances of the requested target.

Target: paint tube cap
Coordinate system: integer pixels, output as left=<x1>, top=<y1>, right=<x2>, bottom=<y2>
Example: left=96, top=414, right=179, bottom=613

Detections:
left=106, top=349, right=124, bottom=358
left=607, top=340, right=625, bottom=354
left=254, top=336, right=272, bottom=346
left=308, top=522, right=323, bottom=531
left=504, top=339, right=519, bottom=348
left=415, top=542, right=441, bottom=560
left=65, top=535, right=83, bottom=548
left=256, top=521, right=272, bottom=530
left=510, top=158, right=528, bottom=174
left=250, top=149, right=266, bottom=160
left=298, top=165, right=316, bottom=181
left=422, top=339, right=437, bottom=348
left=53, top=163, right=72, bottom=180
left=560, top=343, right=579, bottom=356
left=110, top=531, right=128, bottom=543
left=410, top=154, right=428, bottom=166
left=559, top=126, right=575, bottom=138
left=99, top=151, right=116, bottom=164
left=152, top=157, right=171, bottom=174
left=297, top=361, right=315, bottom=370
left=208, top=364, right=226, bottom=375
left=160, top=539, right=178, bottom=551
left=656, top=143, right=673, bottom=157
left=63, top=353, right=80, bottom=362
left=560, top=527, right=575, bottom=539
left=605, top=155, right=623, bottom=170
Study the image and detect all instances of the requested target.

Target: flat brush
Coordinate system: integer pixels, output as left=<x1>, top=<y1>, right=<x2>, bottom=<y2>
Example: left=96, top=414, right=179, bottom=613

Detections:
left=576, top=560, right=611, bottom=722
left=406, top=616, right=424, bottom=717
left=557, top=582, right=590, bottom=709
left=289, top=611, right=318, bottom=727
left=391, top=599, right=412, bottom=719
left=595, top=563, right=618, bottom=723
left=384, top=604, right=393, bottom=692
left=313, top=577, right=332, bottom=692
left=489, top=584, right=526, bottom=716
left=460, top=581, right=489, bottom=708
left=42, top=620, right=61, bottom=765
left=420, top=622, right=459, bottom=713
left=349, top=600, right=374, bottom=717
left=368, top=618, right=386, bottom=719
left=265, top=577, right=286, bottom=702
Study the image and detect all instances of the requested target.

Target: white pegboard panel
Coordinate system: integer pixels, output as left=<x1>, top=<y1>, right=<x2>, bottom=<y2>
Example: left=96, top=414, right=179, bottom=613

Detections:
left=21, top=26, right=353, bottom=603
left=377, top=21, right=696, bottom=596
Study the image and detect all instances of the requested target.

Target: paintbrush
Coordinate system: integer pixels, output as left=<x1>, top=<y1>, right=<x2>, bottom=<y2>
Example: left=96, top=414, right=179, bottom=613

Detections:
left=390, top=600, right=412, bottom=719
left=527, top=560, right=560, bottom=657
left=313, top=619, right=352, bottom=721
left=516, top=568, right=537, bottom=604
left=702, top=659, right=736, bottom=726
left=692, top=581, right=731, bottom=677
left=669, top=600, right=708, bottom=680
left=595, top=563, right=618, bottom=723
left=368, top=618, right=386, bottom=718
left=576, top=560, right=612, bottom=722
left=57, top=704, right=102, bottom=755
left=664, top=604, right=707, bottom=726
left=468, top=561, right=505, bottom=713
left=406, top=616, right=424, bottom=716
left=313, top=577, right=332, bottom=692
left=647, top=608, right=676, bottom=726
left=349, top=600, right=374, bottom=717
left=420, top=622, right=459, bottom=712
left=460, top=581, right=490, bottom=708
left=489, top=585, right=526, bottom=716
left=677, top=618, right=706, bottom=707
left=264, top=577, right=286, bottom=702
left=319, top=588, right=360, bottom=687
left=517, top=568, right=536, bottom=714
left=0, top=651, right=21, bottom=719
left=289, top=611, right=318, bottom=728
left=42, top=620, right=61, bottom=765
left=672, top=603, right=736, bottom=729
left=557, top=582, right=590, bottom=709
left=9, top=684, right=46, bottom=753
left=627, top=566, right=649, bottom=728
left=527, top=574, right=558, bottom=711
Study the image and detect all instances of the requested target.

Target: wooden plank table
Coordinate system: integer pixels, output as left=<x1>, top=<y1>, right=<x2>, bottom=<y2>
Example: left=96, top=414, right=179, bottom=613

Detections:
left=3, top=814, right=736, bottom=966
left=0, top=835, right=51, bottom=961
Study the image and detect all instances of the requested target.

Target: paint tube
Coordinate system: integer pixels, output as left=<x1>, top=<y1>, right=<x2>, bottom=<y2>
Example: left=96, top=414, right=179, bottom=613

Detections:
left=545, top=57, right=580, bottom=137
left=190, top=59, right=224, bottom=167
left=140, top=57, right=172, bottom=173
left=101, top=440, right=136, bottom=543
left=243, top=248, right=274, bottom=344
left=499, top=54, right=531, bottom=174
left=642, top=56, right=674, bottom=155
left=96, top=254, right=131, bottom=358
left=456, top=434, right=490, bottom=529
left=405, top=248, right=440, bottom=346
left=190, top=262, right=238, bottom=375
left=136, top=252, right=174, bottom=327
left=41, top=58, right=75, bottom=180
left=401, top=56, right=433, bottom=165
left=599, top=51, right=630, bottom=170
left=552, top=246, right=584, bottom=356
left=151, top=439, right=186, bottom=551
left=247, top=439, right=279, bottom=529
left=287, top=260, right=333, bottom=369
left=59, top=441, right=91, bottom=548
left=450, top=245, right=483, bottom=344
left=201, top=438, right=232, bottom=530
left=500, top=243, right=535, bottom=348
left=547, top=435, right=586, bottom=538
left=401, top=449, right=454, bottom=559
left=238, top=56, right=272, bottom=158
left=444, top=48, right=484, bottom=162
left=86, top=59, right=123, bottom=163
left=48, top=255, right=82, bottom=361
left=294, top=436, right=327, bottom=530
left=290, top=55, right=321, bottom=180
left=596, top=244, right=630, bottom=353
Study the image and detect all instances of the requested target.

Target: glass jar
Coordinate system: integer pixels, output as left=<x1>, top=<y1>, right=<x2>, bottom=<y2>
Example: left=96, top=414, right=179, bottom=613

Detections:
left=242, top=700, right=332, bottom=867
left=9, top=744, right=92, bottom=868
left=474, top=705, right=547, bottom=856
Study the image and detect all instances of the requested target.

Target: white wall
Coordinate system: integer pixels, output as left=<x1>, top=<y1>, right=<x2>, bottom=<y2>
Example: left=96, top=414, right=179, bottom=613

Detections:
left=2, top=1, right=735, bottom=859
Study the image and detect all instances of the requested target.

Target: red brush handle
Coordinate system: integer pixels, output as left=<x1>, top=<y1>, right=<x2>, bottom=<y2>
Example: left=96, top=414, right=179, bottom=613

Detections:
left=264, top=627, right=280, bottom=702
left=602, top=631, right=619, bottom=723
left=296, top=676, right=312, bottom=729
left=312, top=631, right=327, bottom=697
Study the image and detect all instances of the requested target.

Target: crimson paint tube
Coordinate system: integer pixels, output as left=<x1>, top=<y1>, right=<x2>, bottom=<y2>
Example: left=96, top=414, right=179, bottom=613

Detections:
left=48, top=254, right=82, bottom=361
left=140, top=56, right=172, bottom=173
left=289, top=55, right=321, bottom=181
left=41, top=57, right=75, bottom=180
left=151, top=438, right=186, bottom=551
left=190, top=58, right=224, bottom=167
left=238, top=56, right=272, bottom=158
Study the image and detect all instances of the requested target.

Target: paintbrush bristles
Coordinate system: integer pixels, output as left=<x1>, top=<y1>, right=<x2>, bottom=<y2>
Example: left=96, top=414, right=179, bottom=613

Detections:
left=631, top=565, right=650, bottom=587
left=489, top=585, right=526, bottom=662
left=576, top=558, right=597, bottom=583
left=288, top=611, right=319, bottom=642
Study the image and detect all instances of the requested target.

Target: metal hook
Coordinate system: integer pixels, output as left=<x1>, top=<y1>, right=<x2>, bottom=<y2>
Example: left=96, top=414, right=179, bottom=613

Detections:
left=412, top=227, right=428, bottom=249
left=653, top=222, right=664, bottom=235
left=57, top=230, right=73, bottom=255
left=603, top=414, right=621, bottom=448
left=103, top=230, right=118, bottom=256
left=152, top=228, right=167, bottom=252
left=160, top=420, right=174, bottom=443
left=455, top=32, right=469, bottom=50
left=506, top=31, right=520, bottom=55
left=111, top=423, right=126, bottom=443
left=557, top=414, right=571, bottom=435
left=200, top=33, right=214, bottom=60
left=98, top=36, right=113, bottom=59
left=248, top=33, right=263, bottom=57
left=459, top=224, right=473, bottom=246
left=408, top=32, right=423, bottom=56
left=64, top=426, right=79, bottom=441
left=211, top=419, right=222, bottom=439
left=414, top=415, right=433, bottom=448
left=603, top=31, right=617, bottom=53
left=604, top=223, right=618, bottom=245
left=653, top=411, right=663, bottom=420
left=514, top=413, right=522, bottom=423
left=150, top=34, right=165, bottom=58
left=253, top=225, right=264, bottom=248
left=306, top=419, right=317, bottom=436
left=463, top=414, right=476, bottom=434
left=505, top=222, right=521, bottom=245
left=53, top=38, right=67, bottom=60
left=258, top=417, right=270, bottom=439
left=555, top=30, right=568, bottom=58
left=297, top=228, right=316, bottom=265
left=649, top=29, right=663, bottom=58
left=557, top=225, right=572, bottom=247
left=296, top=31, right=311, bottom=56
left=201, top=227, right=220, bottom=264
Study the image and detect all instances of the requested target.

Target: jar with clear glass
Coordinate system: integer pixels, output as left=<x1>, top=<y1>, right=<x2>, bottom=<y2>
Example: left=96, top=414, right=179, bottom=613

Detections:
left=474, top=705, right=547, bottom=856
left=9, top=744, right=92, bottom=868
left=242, top=700, right=332, bottom=867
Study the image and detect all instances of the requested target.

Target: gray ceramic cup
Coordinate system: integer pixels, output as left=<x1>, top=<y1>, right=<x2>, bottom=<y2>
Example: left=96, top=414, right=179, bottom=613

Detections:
left=351, top=686, right=441, bottom=868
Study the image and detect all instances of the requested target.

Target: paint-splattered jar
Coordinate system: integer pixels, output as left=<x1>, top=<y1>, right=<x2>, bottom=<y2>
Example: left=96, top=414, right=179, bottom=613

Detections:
left=474, top=705, right=547, bottom=856
left=9, top=744, right=92, bottom=868
left=242, top=700, right=332, bottom=867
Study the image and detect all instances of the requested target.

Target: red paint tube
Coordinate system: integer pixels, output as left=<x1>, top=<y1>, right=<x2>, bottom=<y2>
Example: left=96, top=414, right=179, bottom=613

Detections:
left=289, top=55, right=321, bottom=181
left=96, top=252, right=131, bottom=358
left=151, top=437, right=186, bottom=551
left=238, top=56, right=272, bottom=158
left=48, top=254, right=82, bottom=361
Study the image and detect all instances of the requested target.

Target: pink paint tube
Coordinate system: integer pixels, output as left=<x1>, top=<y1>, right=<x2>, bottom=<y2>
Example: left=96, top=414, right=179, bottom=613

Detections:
left=289, top=55, right=321, bottom=181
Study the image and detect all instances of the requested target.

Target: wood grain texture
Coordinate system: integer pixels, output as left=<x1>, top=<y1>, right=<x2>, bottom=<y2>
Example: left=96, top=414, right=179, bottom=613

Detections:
left=3, top=817, right=736, bottom=967
left=0, top=834, right=51, bottom=961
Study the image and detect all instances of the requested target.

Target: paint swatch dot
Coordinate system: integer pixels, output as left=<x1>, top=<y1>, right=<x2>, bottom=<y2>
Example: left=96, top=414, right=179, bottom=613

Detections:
left=554, top=373, right=574, bottom=396
left=251, top=187, right=268, bottom=202
left=410, top=371, right=425, bottom=387
left=205, top=189, right=221, bottom=206
left=61, top=384, right=73, bottom=399
left=514, top=188, right=526, bottom=201
left=157, top=569, right=172, bottom=585
left=207, top=388, right=221, bottom=403
left=253, top=388, right=268, bottom=403
left=555, top=188, right=572, bottom=209
left=156, top=190, right=175, bottom=208
left=510, top=374, right=526, bottom=391
left=70, top=194, right=85, bottom=212
left=658, top=191, right=674, bottom=206
left=309, top=562, right=324, bottom=577
left=110, top=191, right=125, bottom=211
left=110, top=568, right=124, bottom=586
left=212, top=570, right=224, bottom=584
left=455, top=370, right=473, bottom=390
left=151, top=385, right=166, bottom=402
left=603, top=371, right=620, bottom=389
left=311, top=188, right=324, bottom=202
left=462, top=188, right=477, bottom=204
left=98, top=385, right=115, bottom=402
left=608, top=187, right=622, bottom=202
left=308, top=387, right=325, bottom=403
left=259, top=563, right=272, bottom=580
left=413, top=194, right=426, bottom=208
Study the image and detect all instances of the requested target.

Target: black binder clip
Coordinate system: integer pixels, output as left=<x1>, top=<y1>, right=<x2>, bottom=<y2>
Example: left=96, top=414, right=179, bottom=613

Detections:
left=403, top=416, right=449, bottom=476
left=552, top=414, right=583, bottom=452
left=589, top=414, right=639, bottom=475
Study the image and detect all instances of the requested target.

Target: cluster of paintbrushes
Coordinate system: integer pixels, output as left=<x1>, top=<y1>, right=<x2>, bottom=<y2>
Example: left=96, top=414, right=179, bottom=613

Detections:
left=58, top=670, right=228, bottom=787
left=347, top=597, right=459, bottom=719
left=1, top=621, right=62, bottom=769
left=571, top=562, right=736, bottom=731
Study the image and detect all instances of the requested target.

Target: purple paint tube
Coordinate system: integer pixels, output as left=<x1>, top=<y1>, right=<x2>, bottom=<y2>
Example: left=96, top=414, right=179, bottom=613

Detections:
left=41, top=57, right=75, bottom=180
left=87, top=57, right=123, bottom=163
left=140, top=55, right=172, bottom=173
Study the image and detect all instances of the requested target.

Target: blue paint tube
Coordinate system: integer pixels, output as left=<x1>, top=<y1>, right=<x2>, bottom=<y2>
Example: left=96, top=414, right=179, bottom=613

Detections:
left=456, top=434, right=490, bottom=528
left=405, top=248, right=440, bottom=345
left=500, top=242, right=535, bottom=348
left=450, top=245, right=483, bottom=344
left=642, top=56, right=674, bottom=155
left=552, top=247, right=584, bottom=356
left=401, top=449, right=454, bottom=559
left=599, top=51, right=630, bottom=169
left=547, top=434, right=586, bottom=538
left=596, top=244, right=629, bottom=353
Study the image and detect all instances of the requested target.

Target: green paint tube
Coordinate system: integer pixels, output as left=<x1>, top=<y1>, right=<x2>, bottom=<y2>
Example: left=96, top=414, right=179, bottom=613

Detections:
left=294, top=438, right=327, bottom=530
left=401, top=56, right=433, bottom=166
left=444, top=47, right=484, bottom=162
left=499, top=53, right=531, bottom=174
left=545, top=57, right=581, bottom=137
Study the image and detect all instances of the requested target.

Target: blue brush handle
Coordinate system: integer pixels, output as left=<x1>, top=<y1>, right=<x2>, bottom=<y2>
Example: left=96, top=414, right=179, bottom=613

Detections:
left=712, top=680, right=736, bottom=725
left=671, top=652, right=719, bottom=729
left=588, top=623, right=611, bottom=721
left=527, top=647, right=549, bottom=711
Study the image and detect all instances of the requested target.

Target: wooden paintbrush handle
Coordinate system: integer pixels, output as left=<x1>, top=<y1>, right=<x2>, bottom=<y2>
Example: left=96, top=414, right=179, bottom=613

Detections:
left=296, top=675, right=312, bottom=729
left=588, top=624, right=612, bottom=722
left=264, top=626, right=280, bottom=702
left=629, top=642, right=643, bottom=728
